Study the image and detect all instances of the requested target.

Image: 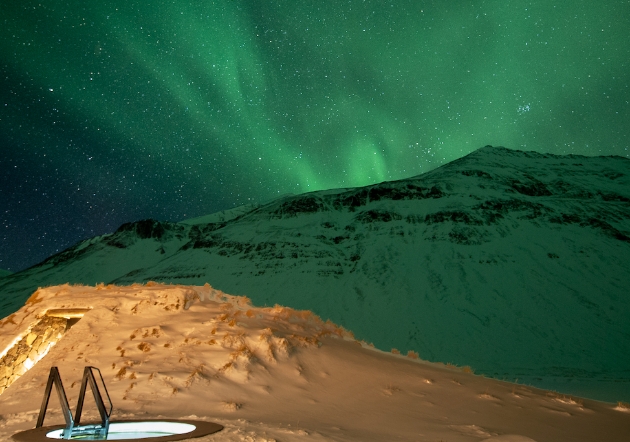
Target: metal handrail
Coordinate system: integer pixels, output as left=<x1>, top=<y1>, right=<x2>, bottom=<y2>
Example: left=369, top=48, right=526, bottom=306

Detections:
left=36, top=367, right=74, bottom=434
left=94, top=366, right=113, bottom=418
left=74, top=366, right=112, bottom=427
left=36, top=366, right=113, bottom=440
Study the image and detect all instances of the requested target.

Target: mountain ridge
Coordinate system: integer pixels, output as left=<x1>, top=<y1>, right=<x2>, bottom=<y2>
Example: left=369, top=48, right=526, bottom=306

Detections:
left=1, top=145, right=629, bottom=401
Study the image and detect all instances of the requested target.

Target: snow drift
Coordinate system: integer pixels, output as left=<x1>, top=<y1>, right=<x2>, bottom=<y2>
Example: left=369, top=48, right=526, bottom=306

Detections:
left=0, top=283, right=628, bottom=441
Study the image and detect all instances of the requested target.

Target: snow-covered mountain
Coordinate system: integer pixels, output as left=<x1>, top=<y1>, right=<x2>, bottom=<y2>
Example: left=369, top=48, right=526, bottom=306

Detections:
left=2, top=145, right=629, bottom=401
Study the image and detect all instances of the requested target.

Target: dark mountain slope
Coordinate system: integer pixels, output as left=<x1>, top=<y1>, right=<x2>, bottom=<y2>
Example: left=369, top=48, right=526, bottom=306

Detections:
left=2, top=145, right=629, bottom=401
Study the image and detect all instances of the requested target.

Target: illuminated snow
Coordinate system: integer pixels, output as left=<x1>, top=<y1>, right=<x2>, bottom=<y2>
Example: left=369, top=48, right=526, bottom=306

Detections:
left=0, top=283, right=628, bottom=441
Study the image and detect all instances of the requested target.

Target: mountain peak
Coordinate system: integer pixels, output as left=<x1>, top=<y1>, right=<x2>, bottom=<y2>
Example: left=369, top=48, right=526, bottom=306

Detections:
left=1, top=147, right=629, bottom=402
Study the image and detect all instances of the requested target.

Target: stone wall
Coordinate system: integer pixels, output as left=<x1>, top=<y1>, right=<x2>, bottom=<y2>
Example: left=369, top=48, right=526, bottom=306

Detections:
left=0, top=316, right=68, bottom=394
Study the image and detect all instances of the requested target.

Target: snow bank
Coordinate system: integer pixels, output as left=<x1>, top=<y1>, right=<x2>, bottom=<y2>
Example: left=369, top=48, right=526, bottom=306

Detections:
left=0, top=283, right=628, bottom=441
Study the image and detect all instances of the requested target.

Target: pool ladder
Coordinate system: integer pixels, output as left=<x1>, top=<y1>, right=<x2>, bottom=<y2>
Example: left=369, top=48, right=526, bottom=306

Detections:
left=36, top=366, right=113, bottom=440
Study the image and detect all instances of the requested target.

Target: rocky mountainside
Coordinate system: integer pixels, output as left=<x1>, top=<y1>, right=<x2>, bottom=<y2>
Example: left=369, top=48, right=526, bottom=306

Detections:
left=2, top=145, right=629, bottom=400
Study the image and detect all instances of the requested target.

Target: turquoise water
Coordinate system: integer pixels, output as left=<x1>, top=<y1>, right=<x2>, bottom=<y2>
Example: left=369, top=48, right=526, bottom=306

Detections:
left=45, top=421, right=195, bottom=440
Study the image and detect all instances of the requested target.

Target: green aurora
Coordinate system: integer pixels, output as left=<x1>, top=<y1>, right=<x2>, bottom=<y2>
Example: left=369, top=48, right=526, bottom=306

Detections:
left=1, top=0, right=629, bottom=270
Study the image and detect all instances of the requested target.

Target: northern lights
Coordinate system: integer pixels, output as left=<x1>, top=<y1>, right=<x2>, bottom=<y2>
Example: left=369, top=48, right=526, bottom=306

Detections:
left=1, top=0, right=629, bottom=272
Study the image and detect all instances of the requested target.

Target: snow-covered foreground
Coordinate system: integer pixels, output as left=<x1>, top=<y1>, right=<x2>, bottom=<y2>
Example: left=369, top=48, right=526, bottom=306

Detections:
left=0, top=284, right=628, bottom=441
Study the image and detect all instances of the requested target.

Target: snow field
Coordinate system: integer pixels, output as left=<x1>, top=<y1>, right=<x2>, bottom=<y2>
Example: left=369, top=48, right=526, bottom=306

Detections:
left=0, top=283, right=629, bottom=441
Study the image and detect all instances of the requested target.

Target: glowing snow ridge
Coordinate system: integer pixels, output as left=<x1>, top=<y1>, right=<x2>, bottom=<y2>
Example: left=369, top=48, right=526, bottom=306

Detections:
left=45, top=421, right=196, bottom=440
left=2, top=283, right=630, bottom=441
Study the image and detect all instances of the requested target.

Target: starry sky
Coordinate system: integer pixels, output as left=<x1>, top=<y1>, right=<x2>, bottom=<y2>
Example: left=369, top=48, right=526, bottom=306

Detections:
left=1, top=0, right=629, bottom=272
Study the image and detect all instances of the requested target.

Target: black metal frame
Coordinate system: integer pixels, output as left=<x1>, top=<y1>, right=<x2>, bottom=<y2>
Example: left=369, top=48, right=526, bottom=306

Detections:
left=36, top=367, right=73, bottom=434
left=36, top=366, right=112, bottom=440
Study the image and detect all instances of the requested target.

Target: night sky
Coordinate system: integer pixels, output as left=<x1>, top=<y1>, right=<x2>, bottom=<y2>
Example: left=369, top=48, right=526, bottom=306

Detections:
left=1, top=1, right=629, bottom=272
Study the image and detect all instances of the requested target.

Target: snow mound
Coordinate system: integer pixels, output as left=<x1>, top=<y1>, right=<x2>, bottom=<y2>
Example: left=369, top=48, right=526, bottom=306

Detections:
left=0, top=283, right=628, bottom=441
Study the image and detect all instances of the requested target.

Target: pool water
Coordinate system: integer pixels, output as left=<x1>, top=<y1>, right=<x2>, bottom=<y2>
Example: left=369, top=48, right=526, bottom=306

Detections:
left=45, top=421, right=196, bottom=440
